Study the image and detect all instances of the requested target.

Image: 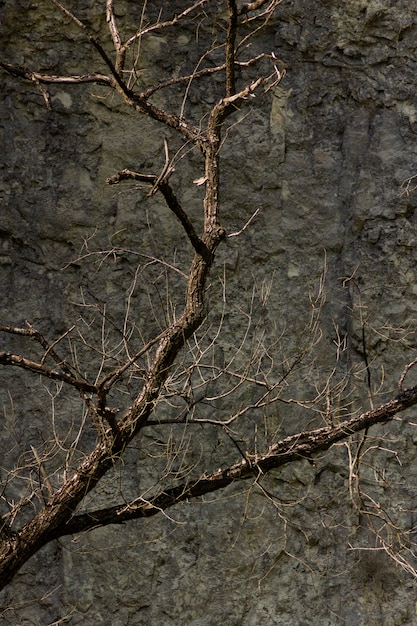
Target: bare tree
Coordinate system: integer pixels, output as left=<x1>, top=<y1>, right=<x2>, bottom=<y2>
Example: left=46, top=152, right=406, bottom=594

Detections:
left=1, top=0, right=417, bottom=594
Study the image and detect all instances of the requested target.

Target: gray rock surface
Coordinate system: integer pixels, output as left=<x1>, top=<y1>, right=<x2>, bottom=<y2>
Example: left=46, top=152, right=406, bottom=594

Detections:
left=2, top=0, right=417, bottom=624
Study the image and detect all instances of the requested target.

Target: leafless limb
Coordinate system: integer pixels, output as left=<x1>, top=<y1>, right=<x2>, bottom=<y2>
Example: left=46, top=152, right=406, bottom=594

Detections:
left=106, top=160, right=204, bottom=254
left=225, top=1, right=238, bottom=97
left=142, top=54, right=269, bottom=99
left=52, top=384, right=417, bottom=535
left=0, top=352, right=96, bottom=393
left=0, top=62, right=112, bottom=87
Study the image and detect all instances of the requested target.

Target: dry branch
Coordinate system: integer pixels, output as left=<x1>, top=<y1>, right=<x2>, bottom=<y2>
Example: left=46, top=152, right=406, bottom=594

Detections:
left=225, top=0, right=238, bottom=97
left=106, top=167, right=204, bottom=253
left=0, top=352, right=96, bottom=392
left=0, top=62, right=112, bottom=86
left=56, top=384, right=417, bottom=535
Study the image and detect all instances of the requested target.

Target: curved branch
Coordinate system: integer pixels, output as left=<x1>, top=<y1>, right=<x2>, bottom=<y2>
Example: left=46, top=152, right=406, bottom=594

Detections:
left=0, top=322, right=77, bottom=378
left=0, top=352, right=96, bottom=393
left=0, top=62, right=112, bottom=86
left=106, top=167, right=205, bottom=254
left=0, top=62, right=52, bottom=107
left=0, top=0, right=286, bottom=591
left=46, top=1, right=203, bottom=146
left=0, top=156, right=227, bottom=590
left=54, top=384, right=417, bottom=536
left=50, top=0, right=126, bottom=90
left=106, top=0, right=121, bottom=47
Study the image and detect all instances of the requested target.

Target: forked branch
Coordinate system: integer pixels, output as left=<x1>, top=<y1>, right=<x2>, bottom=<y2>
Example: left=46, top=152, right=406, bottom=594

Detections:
left=106, top=167, right=205, bottom=254
left=55, top=383, right=417, bottom=535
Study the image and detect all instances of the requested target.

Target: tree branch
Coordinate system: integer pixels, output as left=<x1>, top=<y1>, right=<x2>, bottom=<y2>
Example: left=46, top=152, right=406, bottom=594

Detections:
left=106, top=169, right=155, bottom=185
left=106, top=0, right=123, bottom=72
left=238, top=0, right=280, bottom=16
left=121, top=1, right=209, bottom=54
left=0, top=62, right=112, bottom=86
left=0, top=352, right=96, bottom=393
left=45, top=1, right=203, bottom=146
left=0, top=322, right=78, bottom=378
left=49, top=0, right=126, bottom=89
left=141, top=55, right=269, bottom=99
left=97, top=329, right=165, bottom=392
left=225, top=1, right=238, bottom=97
left=210, top=76, right=264, bottom=127
left=158, top=182, right=207, bottom=255
left=54, top=384, right=417, bottom=536
left=106, top=167, right=205, bottom=255
left=0, top=0, right=288, bottom=591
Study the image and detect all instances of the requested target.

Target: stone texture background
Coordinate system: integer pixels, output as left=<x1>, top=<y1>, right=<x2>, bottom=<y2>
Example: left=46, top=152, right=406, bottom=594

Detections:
left=2, top=0, right=417, bottom=624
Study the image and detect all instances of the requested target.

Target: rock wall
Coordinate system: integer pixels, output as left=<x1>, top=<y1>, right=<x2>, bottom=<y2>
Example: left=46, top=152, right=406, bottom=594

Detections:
left=2, top=1, right=417, bottom=624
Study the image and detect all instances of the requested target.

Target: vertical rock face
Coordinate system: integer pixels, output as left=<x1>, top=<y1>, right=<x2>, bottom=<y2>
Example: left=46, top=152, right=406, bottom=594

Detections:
left=1, top=1, right=417, bottom=624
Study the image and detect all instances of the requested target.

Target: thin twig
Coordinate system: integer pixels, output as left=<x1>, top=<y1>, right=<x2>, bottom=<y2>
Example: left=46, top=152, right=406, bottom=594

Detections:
left=121, top=1, right=209, bottom=54
left=228, top=208, right=260, bottom=237
left=142, top=55, right=268, bottom=99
